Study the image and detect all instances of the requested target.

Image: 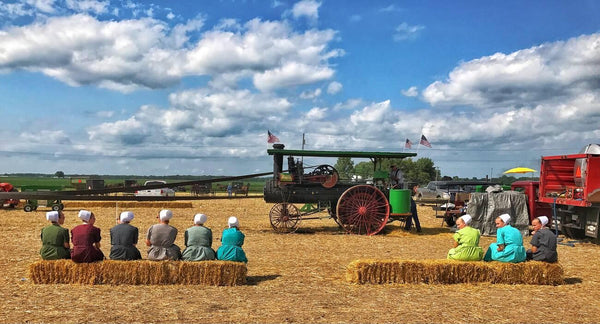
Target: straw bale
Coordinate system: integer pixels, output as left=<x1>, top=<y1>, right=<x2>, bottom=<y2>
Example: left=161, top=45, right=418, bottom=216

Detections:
left=65, top=201, right=193, bottom=208
left=29, top=260, right=247, bottom=285
left=346, top=259, right=563, bottom=285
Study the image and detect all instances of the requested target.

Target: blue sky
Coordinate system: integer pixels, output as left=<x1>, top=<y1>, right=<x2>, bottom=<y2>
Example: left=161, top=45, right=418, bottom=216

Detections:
left=1, top=0, right=599, bottom=179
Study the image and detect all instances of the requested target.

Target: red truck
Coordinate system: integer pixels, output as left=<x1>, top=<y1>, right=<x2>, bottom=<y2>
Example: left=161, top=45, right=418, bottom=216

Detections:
left=511, top=145, right=600, bottom=243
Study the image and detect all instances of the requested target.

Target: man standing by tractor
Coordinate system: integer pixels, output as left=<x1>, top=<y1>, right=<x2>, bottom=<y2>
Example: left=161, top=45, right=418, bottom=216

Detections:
left=389, top=165, right=404, bottom=189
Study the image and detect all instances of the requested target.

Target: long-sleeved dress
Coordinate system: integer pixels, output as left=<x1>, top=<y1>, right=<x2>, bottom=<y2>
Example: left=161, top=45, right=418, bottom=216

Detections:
left=527, top=228, right=558, bottom=262
left=216, top=228, right=247, bottom=263
left=483, top=224, right=526, bottom=263
left=40, top=223, right=70, bottom=260
left=146, top=224, right=181, bottom=261
left=447, top=226, right=484, bottom=261
left=182, top=226, right=216, bottom=261
left=109, top=223, right=142, bottom=260
left=71, top=224, right=105, bottom=263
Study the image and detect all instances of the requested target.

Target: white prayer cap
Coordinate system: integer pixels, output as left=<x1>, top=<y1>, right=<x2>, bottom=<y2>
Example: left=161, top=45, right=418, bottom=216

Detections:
left=46, top=211, right=59, bottom=222
left=499, top=213, right=511, bottom=224
left=120, top=211, right=134, bottom=223
left=228, top=216, right=239, bottom=228
left=537, top=216, right=549, bottom=227
left=78, top=210, right=92, bottom=222
left=194, top=213, right=207, bottom=225
left=159, top=209, right=173, bottom=221
left=459, top=214, right=472, bottom=225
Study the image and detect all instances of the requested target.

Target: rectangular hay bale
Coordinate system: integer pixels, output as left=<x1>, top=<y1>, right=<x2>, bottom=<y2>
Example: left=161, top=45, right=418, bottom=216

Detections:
left=29, top=260, right=247, bottom=286
left=346, top=259, right=563, bottom=285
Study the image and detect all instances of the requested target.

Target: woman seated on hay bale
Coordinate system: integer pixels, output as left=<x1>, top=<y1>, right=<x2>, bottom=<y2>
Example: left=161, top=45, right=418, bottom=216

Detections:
left=216, top=217, right=248, bottom=263
left=40, top=211, right=71, bottom=260
left=447, top=214, right=483, bottom=261
left=146, top=209, right=182, bottom=261
left=526, top=216, right=558, bottom=263
left=182, top=213, right=216, bottom=261
left=71, top=210, right=105, bottom=263
left=483, top=214, right=526, bottom=263
left=109, top=211, right=142, bottom=261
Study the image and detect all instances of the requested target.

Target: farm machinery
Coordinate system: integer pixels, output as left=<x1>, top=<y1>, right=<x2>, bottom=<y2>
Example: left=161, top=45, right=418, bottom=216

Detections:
left=264, top=144, right=417, bottom=235
left=511, top=144, right=600, bottom=243
left=0, top=182, right=19, bottom=208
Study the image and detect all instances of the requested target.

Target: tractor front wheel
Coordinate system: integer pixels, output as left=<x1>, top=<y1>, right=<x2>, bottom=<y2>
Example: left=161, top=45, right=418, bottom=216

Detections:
left=269, top=203, right=301, bottom=233
left=24, top=205, right=34, bottom=212
left=336, top=185, right=390, bottom=235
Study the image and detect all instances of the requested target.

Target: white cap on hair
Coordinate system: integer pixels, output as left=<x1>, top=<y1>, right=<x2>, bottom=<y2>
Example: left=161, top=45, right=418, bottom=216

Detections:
left=459, top=214, right=472, bottom=225
left=46, top=211, right=59, bottom=222
left=538, top=216, right=549, bottom=227
left=159, top=209, right=173, bottom=221
left=120, top=211, right=134, bottom=223
left=78, top=210, right=92, bottom=222
left=228, top=216, right=239, bottom=228
left=499, top=213, right=511, bottom=224
left=194, top=213, right=207, bottom=225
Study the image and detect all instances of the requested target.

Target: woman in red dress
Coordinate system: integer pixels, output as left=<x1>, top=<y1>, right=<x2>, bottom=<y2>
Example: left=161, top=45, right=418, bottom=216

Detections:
left=71, top=210, right=105, bottom=263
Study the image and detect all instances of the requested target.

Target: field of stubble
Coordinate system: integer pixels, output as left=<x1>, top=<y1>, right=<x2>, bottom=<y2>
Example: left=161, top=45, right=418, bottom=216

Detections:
left=1, top=198, right=599, bottom=323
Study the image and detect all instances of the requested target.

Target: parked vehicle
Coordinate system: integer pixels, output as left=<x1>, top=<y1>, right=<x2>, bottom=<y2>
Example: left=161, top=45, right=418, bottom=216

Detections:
left=416, top=180, right=496, bottom=201
left=511, top=144, right=600, bottom=242
left=134, top=180, right=175, bottom=197
left=0, top=183, right=19, bottom=208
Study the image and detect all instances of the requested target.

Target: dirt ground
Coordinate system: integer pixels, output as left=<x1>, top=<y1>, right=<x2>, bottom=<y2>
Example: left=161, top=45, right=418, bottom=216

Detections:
left=1, top=198, right=599, bottom=323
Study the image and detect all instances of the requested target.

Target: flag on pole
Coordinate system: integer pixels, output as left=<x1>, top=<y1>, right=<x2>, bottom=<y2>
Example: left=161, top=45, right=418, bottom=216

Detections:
left=405, top=138, right=413, bottom=149
left=420, top=134, right=432, bottom=148
left=267, top=130, right=280, bottom=143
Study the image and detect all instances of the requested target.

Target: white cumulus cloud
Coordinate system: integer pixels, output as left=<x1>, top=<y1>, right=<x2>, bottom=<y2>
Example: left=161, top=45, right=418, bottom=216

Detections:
left=422, top=33, right=600, bottom=108
left=327, top=81, right=342, bottom=94
left=401, top=86, right=418, bottom=97
left=291, top=0, right=321, bottom=20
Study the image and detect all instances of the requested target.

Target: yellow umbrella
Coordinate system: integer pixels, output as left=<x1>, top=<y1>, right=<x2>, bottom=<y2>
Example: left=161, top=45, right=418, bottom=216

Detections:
left=504, top=167, right=536, bottom=174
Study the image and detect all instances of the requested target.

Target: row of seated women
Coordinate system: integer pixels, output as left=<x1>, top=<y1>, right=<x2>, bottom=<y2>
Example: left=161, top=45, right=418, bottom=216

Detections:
left=447, top=213, right=558, bottom=263
left=39, top=209, right=247, bottom=263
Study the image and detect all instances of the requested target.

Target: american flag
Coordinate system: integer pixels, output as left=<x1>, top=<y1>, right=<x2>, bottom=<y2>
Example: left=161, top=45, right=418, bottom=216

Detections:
left=405, top=138, right=413, bottom=149
left=267, top=130, right=280, bottom=143
left=420, top=134, right=432, bottom=148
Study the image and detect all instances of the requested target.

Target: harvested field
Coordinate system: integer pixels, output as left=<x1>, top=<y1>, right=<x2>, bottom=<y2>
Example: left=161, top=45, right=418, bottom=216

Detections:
left=1, top=198, right=600, bottom=323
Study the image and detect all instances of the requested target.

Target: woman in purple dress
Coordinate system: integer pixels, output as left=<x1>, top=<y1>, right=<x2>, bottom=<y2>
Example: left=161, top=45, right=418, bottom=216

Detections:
left=71, top=210, right=105, bottom=263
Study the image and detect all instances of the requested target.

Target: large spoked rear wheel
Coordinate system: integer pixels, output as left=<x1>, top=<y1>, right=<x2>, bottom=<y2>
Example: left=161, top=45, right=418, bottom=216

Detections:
left=269, top=203, right=301, bottom=233
left=336, top=185, right=390, bottom=235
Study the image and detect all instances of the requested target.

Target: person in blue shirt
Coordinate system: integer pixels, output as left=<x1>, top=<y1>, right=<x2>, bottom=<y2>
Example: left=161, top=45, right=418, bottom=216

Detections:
left=483, top=213, right=526, bottom=263
left=216, top=216, right=247, bottom=263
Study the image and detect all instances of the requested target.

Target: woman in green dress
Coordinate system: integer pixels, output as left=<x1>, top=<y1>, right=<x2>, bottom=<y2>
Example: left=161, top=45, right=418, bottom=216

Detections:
left=483, top=214, right=527, bottom=263
left=40, top=211, right=71, bottom=260
left=447, top=214, right=484, bottom=261
left=182, top=213, right=216, bottom=261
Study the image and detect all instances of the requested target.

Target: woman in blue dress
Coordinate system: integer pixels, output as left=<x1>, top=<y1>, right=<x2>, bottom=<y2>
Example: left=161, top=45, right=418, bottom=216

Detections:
left=484, top=214, right=526, bottom=263
left=216, top=216, right=247, bottom=263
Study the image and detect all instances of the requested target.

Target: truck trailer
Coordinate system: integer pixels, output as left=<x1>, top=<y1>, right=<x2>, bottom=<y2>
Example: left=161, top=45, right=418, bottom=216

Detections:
left=511, top=144, right=600, bottom=243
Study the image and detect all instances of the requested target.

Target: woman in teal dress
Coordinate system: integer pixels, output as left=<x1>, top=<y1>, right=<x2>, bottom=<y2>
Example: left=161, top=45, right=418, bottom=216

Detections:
left=182, top=213, right=216, bottom=261
left=447, top=214, right=483, bottom=261
left=40, top=211, right=71, bottom=260
left=484, top=214, right=526, bottom=263
left=216, top=216, right=247, bottom=263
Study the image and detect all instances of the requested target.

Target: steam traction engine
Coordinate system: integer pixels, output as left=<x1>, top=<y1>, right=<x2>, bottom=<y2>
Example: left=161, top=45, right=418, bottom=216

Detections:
left=263, top=144, right=417, bottom=235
